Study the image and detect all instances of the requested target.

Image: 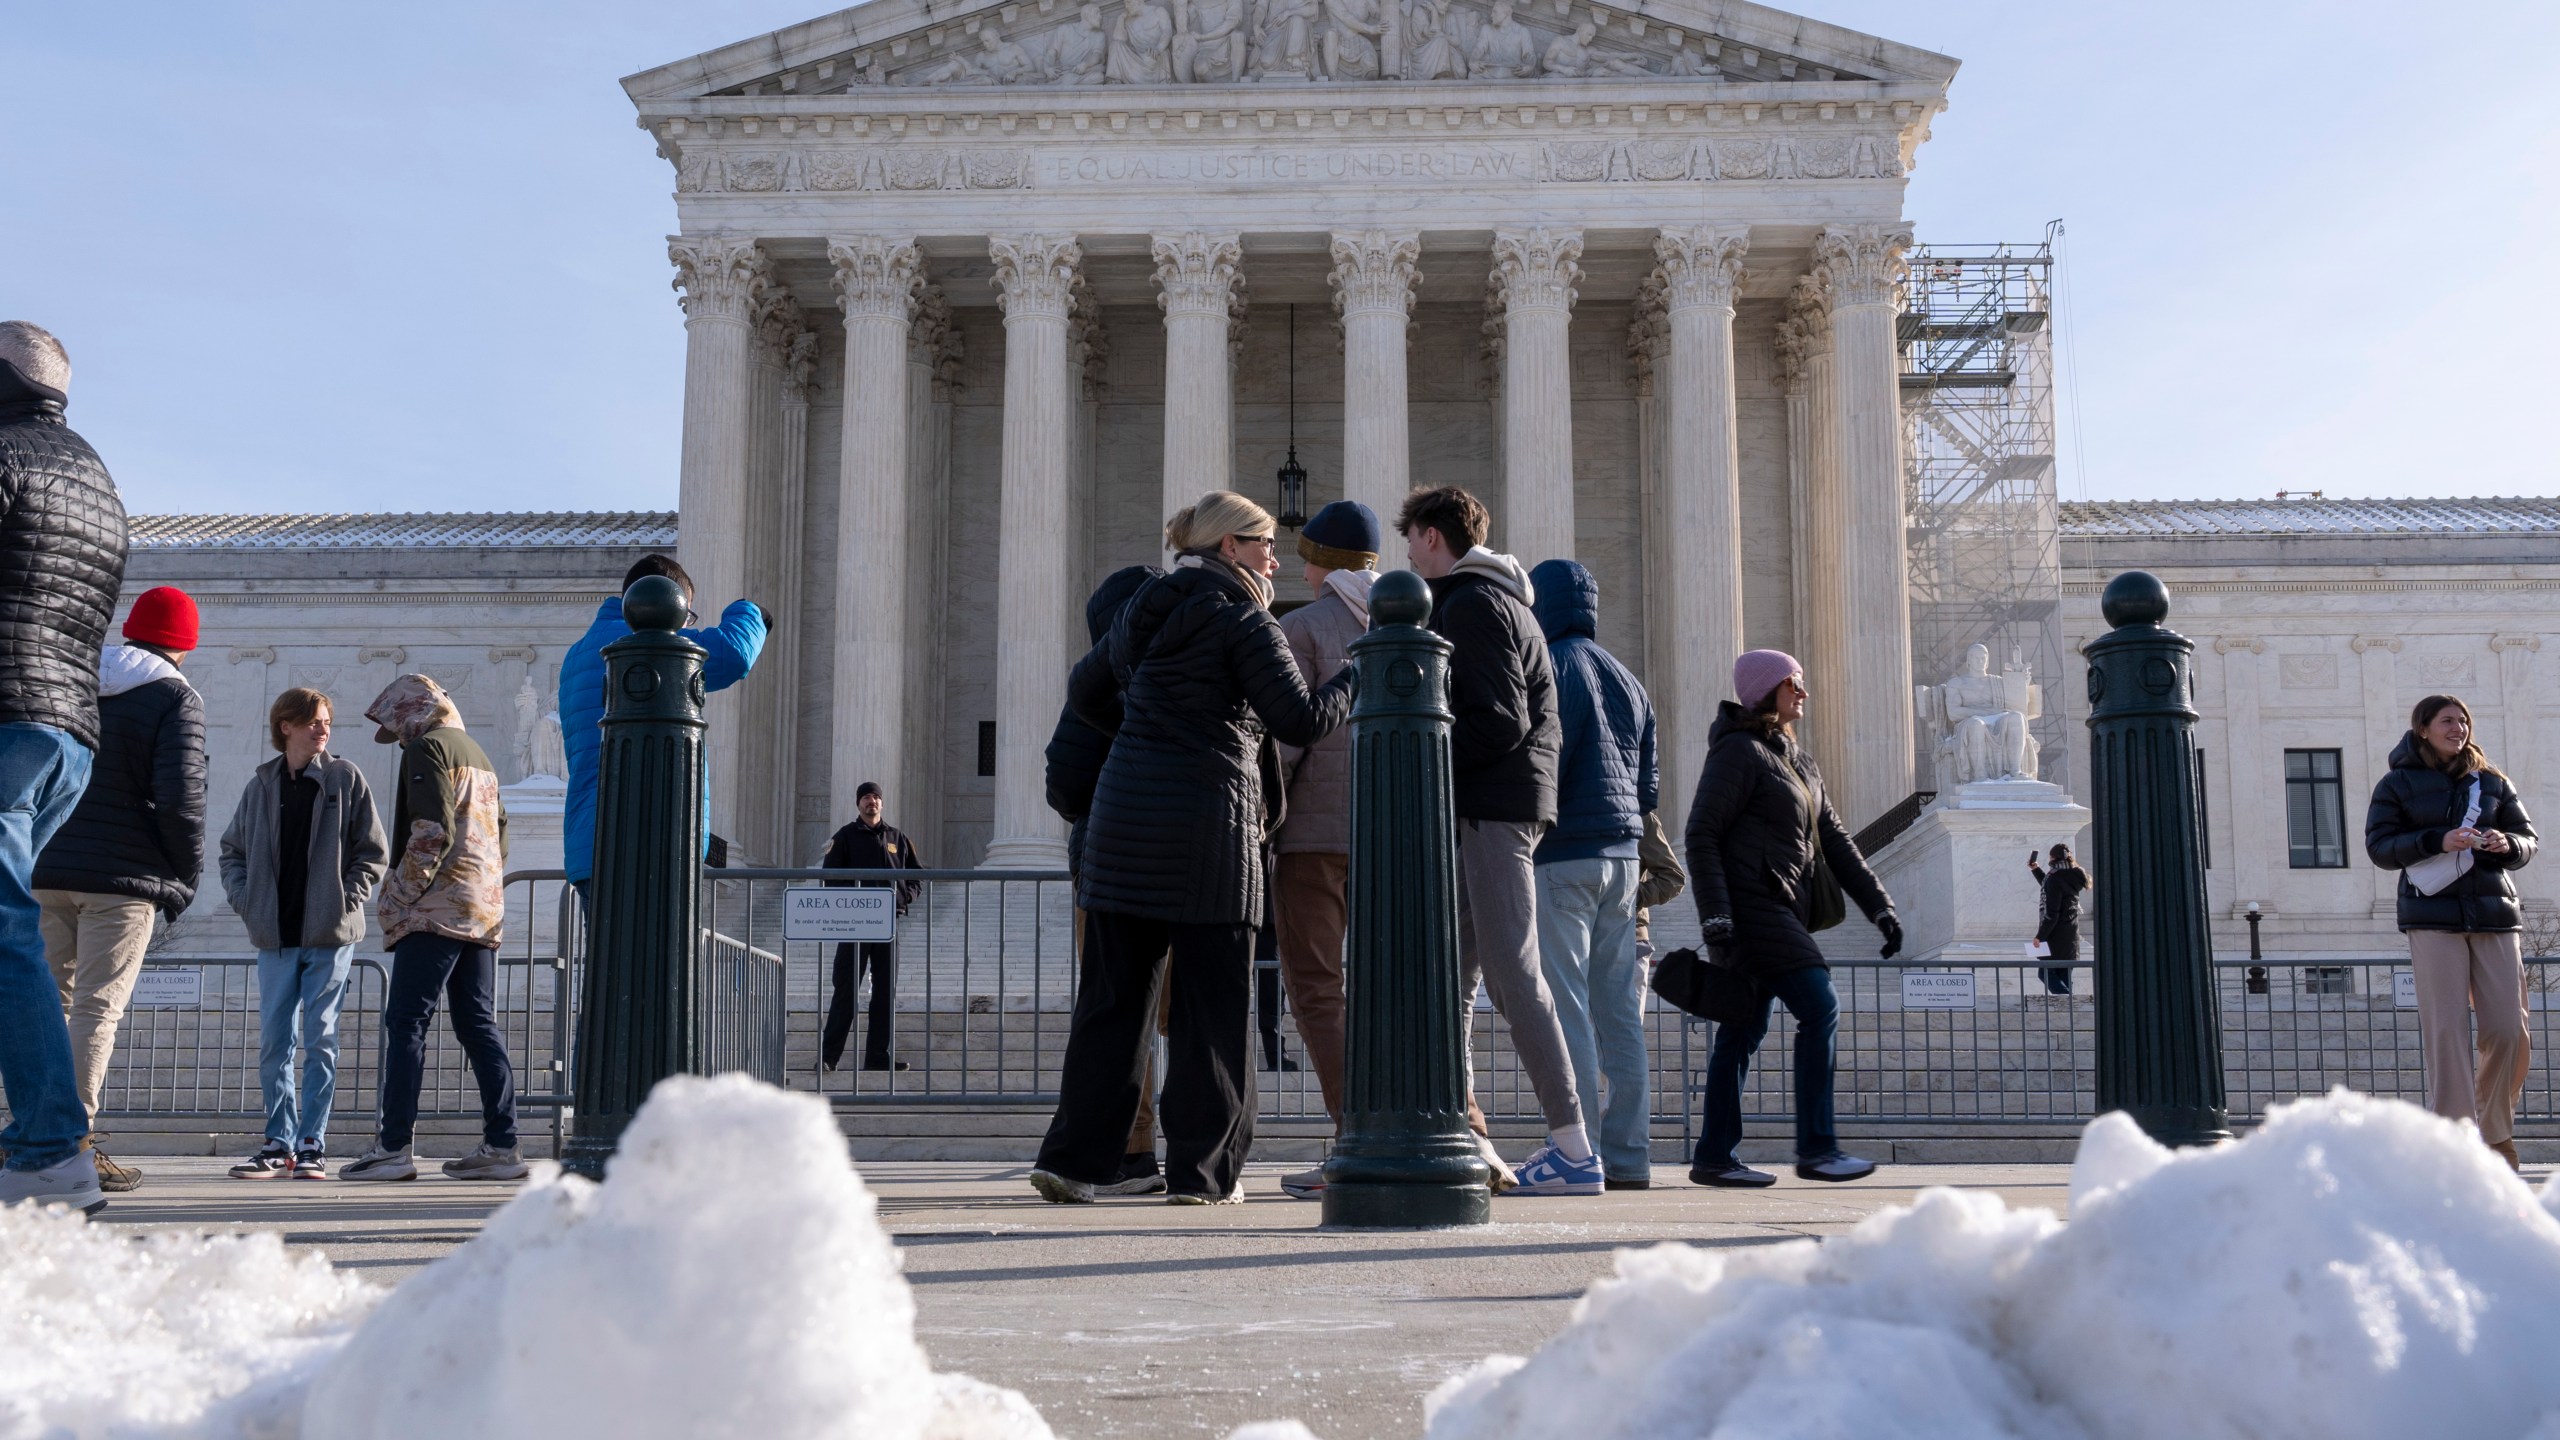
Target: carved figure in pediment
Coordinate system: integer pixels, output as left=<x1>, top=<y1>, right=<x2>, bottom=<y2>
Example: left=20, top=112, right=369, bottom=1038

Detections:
left=1402, top=0, right=1467, bottom=79
left=976, top=30, right=1041, bottom=83
left=1917, top=644, right=2042, bottom=789
left=1045, top=5, right=1110, bottom=83
left=1540, top=21, right=1652, bottom=77
left=1319, top=0, right=1387, bottom=79
left=1248, top=0, right=1319, bottom=79
left=1663, top=45, right=1713, bottom=77
left=904, top=48, right=990, bottom=85
left=1106, top=0, right=1177, bottom=83
left=1467, top=0, right=1539, bottom=79
left=1174, top=0, right=1250, bottom=82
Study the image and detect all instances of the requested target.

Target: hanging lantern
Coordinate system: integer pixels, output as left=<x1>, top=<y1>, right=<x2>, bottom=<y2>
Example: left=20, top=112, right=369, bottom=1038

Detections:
left=1276, top=303, right=1308, bottom=529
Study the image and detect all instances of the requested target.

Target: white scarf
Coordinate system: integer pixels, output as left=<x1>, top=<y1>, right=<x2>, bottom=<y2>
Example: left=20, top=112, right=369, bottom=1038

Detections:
left=1323, top=566, right=1379, bottom=627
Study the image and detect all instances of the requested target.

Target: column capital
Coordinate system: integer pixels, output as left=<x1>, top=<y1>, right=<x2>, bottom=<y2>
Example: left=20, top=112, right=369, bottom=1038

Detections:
left=1653, top=226, right=1749, bottom=312
left=1070, top=287, right=1110, bottom=399
left=911, top=284, right=966, bottom=399
left=990, top=233, right=1083, bottom=321
left=782, top=330, right=821, bottom=405
left=1150, top=232, right=1243, bottom=320
left=1812, top=223, right=1914, bottom=310
left=753, top=289, right=805, bottom=365
left=668, top=235, right=769, bottom=323
left=1626, top=272, right=1668, bottom=397
left=828, top=236, right=923, bottom=321
left=1490, top=227, right=1583, bottom=314
left=1328, top=230, right=1422, bottom=320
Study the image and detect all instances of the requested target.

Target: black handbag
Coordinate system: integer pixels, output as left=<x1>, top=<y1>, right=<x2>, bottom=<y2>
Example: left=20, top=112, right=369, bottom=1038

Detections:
left=1650, top=946, right=1764, bottom=1027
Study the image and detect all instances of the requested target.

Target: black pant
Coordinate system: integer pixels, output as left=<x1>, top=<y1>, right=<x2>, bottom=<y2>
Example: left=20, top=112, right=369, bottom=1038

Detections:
left=379, top=933, right=516, bottom=1151
left=1037, top=910, right=1254, bottom=1197
left=823, top=941, right=897, bottom=1069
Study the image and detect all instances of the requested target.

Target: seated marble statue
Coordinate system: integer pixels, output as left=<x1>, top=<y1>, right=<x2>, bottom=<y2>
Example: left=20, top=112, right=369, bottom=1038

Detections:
left=1465, top=0, right=1538, bottom=78
left=1917, top=643, right=2041, bottom=789
left=1106, top=0, right=1177, bottom=82
left=1045, top=6, right=1110, bottom=83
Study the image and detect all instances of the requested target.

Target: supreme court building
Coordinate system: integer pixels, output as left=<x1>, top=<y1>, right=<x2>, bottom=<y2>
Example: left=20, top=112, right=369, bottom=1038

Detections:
left=622, top=0, right=1959, bottom=872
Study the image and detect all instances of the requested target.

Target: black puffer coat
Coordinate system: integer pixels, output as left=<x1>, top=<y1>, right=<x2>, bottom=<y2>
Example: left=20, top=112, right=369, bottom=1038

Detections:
left=1684, top=702, right=1891, bottom=976
left=33, top=647, right=206, bottom=917
left=0, top=376, right=129, bottom=751
left=1427, top=554, right=1559, bottom=825
left=1070, top=561, right=1355, bottom=925
left=1045, top=565, right=1160, bottom=876
left=2364, top=732, right=2537, bottom=933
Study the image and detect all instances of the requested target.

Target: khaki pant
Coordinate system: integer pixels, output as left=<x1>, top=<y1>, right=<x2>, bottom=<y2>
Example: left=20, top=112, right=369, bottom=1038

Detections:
left=2407, top=929, right=2531, bottom=1147
left=36, top=890, right=158, bottom=1126
left=1273, top=851, right=1350, bottom=1127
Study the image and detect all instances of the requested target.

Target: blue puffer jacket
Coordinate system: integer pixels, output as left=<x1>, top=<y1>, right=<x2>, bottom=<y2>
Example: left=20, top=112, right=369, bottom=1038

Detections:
left=1528, top=559, right=1655, bottom=864
left=561, top=596, right=767, bottom=882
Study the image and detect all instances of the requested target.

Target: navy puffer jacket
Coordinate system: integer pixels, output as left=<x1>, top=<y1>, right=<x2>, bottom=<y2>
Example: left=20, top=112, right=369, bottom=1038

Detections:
left=1068, top=561, right=1354, bottom=926
left=1528, top=559, right=1655, bottom=864
left=1044, top=564, right=1160, bottom=875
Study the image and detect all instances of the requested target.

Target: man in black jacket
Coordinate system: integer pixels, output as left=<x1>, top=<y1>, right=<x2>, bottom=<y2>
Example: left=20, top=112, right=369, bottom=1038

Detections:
left=0, top=322, right=131, bottom=1216
left=1397, top=485, right=1593, bottom=1196
left=820, top=781, right=926, bottom=1071
left=33, top=585, right=206, bottom=1194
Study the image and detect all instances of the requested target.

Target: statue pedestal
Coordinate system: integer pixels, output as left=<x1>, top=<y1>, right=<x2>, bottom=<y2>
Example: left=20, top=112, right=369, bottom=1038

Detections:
left=1824, top=782, right=2090, bottom=967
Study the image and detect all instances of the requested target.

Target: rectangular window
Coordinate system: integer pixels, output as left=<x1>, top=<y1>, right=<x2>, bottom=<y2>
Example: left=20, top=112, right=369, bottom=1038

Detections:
left=977, top=721, right=997, bottom=778
left=2284, top=749, right=2348, bottom=869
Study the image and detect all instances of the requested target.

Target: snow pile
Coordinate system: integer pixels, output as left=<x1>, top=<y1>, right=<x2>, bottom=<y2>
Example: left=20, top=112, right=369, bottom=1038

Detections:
left=0, top=1202, right=377, bottom=1439
left=1426, top=1090, right=2560, bottom=1440
left=305, top=1073, right=1055, bottom=1440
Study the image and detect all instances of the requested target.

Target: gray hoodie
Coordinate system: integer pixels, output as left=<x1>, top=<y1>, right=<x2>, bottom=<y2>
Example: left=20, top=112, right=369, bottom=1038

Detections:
left=218, top=750, right=389, bottom=951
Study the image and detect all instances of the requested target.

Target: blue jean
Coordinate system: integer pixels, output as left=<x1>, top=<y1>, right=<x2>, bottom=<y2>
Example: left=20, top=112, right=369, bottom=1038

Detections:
left=1535, top=857, right=1649, bottom=1179
left=257, top=946, right=355, bottom=1149
left=1695, top=964, right=1840, bottom=1167
left=377, top=933, right=516, bottom=1151
left=0, top=724, right=94, bottom=1171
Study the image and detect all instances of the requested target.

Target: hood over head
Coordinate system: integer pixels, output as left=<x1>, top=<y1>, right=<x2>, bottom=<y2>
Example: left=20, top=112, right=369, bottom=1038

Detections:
left=366, top=673, right=463, bottom=745
left=1087, top=564, right=1163, bottom=644
left=96, top=644, right=184, bottom=698
left=1323, top=566, right=1379, bottom=628
left=1527, top=559, right=1597, bottom=642
left=1449, top=545, right=1535, bottom=606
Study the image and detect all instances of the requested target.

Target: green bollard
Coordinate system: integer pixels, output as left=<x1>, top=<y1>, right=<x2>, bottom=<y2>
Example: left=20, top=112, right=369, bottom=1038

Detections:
left=2082, top=571, right=2232, bottom=1147
left=1322, top=569, right=1494, bottom=1227
left=561, top=574, right=710, bottom=1179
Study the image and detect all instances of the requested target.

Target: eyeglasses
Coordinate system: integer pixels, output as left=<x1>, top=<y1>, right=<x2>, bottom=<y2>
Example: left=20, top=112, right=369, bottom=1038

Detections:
left=1234, top=534, right=1278, bottom=550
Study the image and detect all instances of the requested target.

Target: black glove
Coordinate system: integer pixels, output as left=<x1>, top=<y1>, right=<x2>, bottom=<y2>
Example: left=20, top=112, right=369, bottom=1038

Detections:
left=748, top=601, right=773, bottom=632
left=1877, top=913, right=1904, bottom=960
left=1701, top=915, right=1735, bottom=946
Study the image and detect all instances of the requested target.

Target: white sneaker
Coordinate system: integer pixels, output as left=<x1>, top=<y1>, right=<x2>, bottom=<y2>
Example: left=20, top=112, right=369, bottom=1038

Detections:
left=442, top=1144, right=530, bottom=1181
left=340, top=1145, right=417, bottom=1183
left=1166, top=1185, right=1245, bottom=1206
left=1279, top=1166, right=1327, bottom=1200
left=0, top=1150, right=106, bottom=1215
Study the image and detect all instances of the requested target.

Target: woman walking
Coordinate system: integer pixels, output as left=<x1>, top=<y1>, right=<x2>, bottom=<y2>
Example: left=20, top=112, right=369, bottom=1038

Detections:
left=2027, top=843, right=2090, bottom=996
left=1031, top=491, right=1356, bottom=1205
left=2365, top=693, right=2537, bottom=1171
left=1685, top=650, right=1902, bottom=1187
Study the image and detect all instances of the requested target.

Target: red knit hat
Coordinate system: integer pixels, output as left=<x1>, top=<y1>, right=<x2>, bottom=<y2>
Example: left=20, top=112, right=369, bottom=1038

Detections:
left=122, top=586, right=200, bottom=651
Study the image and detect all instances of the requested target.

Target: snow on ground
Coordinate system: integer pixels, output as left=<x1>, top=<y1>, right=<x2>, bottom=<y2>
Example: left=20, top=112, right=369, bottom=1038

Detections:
left=1422, top=1090, right=2560, bottom=1440
left=1, top=1075, right=1052, bottom=1440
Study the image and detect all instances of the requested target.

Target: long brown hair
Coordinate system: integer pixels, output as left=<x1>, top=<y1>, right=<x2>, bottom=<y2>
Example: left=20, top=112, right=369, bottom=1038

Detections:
left=2411, top=694, right=2502, bottom=780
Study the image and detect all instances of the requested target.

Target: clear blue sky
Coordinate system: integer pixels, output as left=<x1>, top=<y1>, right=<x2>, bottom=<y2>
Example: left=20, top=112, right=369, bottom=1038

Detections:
left=8, top=2, right=2555, bottom=514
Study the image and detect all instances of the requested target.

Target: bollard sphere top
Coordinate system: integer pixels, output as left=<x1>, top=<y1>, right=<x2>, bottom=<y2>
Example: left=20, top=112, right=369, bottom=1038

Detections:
left=2100, top=570, right=2171, bottom=629
left=623, top=574, right=689, bottom=633
left=1369, top=569, right=1432, bottom=629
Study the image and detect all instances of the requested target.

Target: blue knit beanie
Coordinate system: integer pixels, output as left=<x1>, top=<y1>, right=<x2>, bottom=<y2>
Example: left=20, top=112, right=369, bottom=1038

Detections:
left=1297, top=500, right=1381, bottom=570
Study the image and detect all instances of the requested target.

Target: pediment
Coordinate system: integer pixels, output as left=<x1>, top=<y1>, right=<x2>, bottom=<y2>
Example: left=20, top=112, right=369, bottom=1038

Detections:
left=623, top=0, right=1955, bottom=103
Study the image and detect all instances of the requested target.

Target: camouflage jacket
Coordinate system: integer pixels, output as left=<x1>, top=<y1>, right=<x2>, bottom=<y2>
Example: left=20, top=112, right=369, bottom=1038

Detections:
left=366, top=674, right=509, bottom=947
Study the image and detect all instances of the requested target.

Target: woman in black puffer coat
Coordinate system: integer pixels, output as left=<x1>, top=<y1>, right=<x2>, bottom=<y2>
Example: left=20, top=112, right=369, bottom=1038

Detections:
left=1031, top=491, right=1355, bottom=1205
left=1684, top=649, right=1899, bottom=1190
left=2364, top=693, right=2537, bottom=1171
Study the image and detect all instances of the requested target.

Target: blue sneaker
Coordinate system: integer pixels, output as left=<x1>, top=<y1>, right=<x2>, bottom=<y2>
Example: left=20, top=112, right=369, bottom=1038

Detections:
left=1511, top=1143, right=1603, bottom=1196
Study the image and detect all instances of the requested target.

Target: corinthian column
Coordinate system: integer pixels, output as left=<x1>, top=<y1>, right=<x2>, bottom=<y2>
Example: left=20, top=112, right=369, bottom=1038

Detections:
left=737, top=290, right=809, bottom=864
left=1151, top=232, right=1241, bottom=527
left=1491, top=228, right=1582, bottom=564
left=983, top=234, right=1082, bottom=869
left=1776, top=280, right=1845, bottom=794
left=1652, top=226, right=1749, bottom=828
left=1330, top=230, right=1421, bottom=552
left=1813, top=223, right=1917, bottom=826
left=668, top=236, right=767, bottom=850
left=828, top=237, right=923, bottom=830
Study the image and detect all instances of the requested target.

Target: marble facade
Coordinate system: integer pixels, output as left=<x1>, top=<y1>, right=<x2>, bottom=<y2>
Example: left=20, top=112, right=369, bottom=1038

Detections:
left=626, top=0, right=1961, bottom=869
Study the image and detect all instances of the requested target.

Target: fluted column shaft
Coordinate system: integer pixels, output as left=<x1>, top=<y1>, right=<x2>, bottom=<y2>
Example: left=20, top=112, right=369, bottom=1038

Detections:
left=1492, top=228, right=1582, bottom=563
left=1331, top=230, right=1421, bottom=551
left=738, top=292, right=808, bottom=864
left=669, top=236, right=767, bottom=849
left=1654, top=227, right=1749, bottom=828
left=829, top=238, right=923, bottom=826
left=1152, top=233, right=1240, bottom=526
left=1788, top=277, right=1852, bottom=796
left=984, top=234, right=1082, bottom=869
left=1815, top=224, right=1917, bottom=826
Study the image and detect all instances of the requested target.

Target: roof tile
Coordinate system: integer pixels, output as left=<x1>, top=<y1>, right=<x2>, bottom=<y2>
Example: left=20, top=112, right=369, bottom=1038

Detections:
left=130, top=512, right=678, bottom=550
left=2059, top=497, right=2560, bottom=539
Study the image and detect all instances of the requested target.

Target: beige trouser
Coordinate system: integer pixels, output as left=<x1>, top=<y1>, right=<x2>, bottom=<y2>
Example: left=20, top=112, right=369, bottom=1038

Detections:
left=2407, top=929, right=2531, bottom=1146
left=36, top=890, right=159, bottom=1126
left=1273, top=852, right=1350, bottom=1127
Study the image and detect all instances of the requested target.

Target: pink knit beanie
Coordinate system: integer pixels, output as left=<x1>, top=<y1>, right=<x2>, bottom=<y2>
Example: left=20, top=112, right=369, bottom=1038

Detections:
left=1733, top=649, right=1802, bottom=709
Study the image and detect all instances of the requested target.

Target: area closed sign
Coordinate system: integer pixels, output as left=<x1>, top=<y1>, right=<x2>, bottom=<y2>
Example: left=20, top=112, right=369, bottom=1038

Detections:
left=784, top=886, right=896, bottom=942
left=1901, top=972, right=1977, bottom=1010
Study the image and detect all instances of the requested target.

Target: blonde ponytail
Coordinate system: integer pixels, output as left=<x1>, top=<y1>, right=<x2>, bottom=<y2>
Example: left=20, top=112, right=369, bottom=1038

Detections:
left=1165, top=490, right=1275, bottom=553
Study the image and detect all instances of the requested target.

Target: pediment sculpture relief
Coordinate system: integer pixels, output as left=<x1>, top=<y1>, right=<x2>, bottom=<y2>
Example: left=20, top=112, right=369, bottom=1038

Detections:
left=772, top=0, right=1858, bottom=90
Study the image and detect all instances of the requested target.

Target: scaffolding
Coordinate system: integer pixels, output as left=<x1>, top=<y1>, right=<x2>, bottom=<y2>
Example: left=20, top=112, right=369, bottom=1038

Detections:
left=1899, top=236, right=2068, bottom=793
